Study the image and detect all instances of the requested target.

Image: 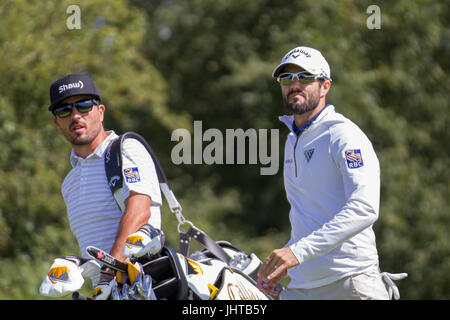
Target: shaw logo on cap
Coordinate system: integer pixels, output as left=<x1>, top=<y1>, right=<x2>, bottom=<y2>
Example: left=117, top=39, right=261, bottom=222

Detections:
left=345, top=149, right=364, bottom=169
left=58, top=80, right=84, bottom=94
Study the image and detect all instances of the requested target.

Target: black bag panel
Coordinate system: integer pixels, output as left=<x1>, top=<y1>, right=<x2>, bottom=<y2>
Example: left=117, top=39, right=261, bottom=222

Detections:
left=141, top=247, right=189, bottom=300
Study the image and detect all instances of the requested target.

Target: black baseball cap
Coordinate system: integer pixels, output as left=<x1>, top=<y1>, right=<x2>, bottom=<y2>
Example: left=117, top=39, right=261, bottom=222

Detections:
left=49, top=73, right=101, bottom=111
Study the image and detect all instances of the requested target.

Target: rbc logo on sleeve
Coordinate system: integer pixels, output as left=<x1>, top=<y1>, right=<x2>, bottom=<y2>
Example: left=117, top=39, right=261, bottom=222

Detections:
left=345, top=149, right=364, bottom=169
left=124, top=167, right=141, bottom=183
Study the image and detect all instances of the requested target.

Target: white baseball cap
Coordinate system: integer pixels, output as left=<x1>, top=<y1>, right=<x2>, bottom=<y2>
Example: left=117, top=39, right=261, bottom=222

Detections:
left=272, top=46, right=332, bottom=81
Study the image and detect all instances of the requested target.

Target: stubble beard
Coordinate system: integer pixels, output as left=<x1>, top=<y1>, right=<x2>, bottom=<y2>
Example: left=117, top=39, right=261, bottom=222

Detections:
left=70, top=134, right=95, bottom=146
left=283, top=88, right=321, bottom=115
left=66, top=122, right=103, bottom=146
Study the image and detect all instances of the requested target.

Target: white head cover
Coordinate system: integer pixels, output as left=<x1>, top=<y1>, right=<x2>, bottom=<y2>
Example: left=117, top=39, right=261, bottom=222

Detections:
left=272, top=46, right=332, bottom=81
left=39, top=258, right=85, bottom=297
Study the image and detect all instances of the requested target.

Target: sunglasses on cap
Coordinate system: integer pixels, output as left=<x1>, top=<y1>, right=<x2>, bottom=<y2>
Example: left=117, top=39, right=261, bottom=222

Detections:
left=277, top=72, right=322, bottom=86
left=52, top=98, right=99, bottom=118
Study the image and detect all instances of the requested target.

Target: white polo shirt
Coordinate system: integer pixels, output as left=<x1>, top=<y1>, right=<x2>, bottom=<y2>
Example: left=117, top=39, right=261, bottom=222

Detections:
left=61, top=131, right=162, bottom=259
left=280, top=105, right=381, bottom=289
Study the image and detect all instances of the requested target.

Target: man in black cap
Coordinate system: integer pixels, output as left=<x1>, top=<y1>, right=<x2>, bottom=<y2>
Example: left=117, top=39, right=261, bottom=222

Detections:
left=49, top=74, right=163, bottom=298
left=50, top=74, right=105, bottom=155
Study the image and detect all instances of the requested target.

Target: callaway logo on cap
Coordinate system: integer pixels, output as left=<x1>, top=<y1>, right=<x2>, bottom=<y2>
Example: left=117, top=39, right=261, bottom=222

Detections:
left=272, top=46, right=332, bottom=81
left=49, top=73, right=101, bottom=110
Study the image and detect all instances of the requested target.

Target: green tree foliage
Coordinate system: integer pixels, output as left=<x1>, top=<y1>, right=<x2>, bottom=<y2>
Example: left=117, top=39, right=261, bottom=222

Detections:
left=0, top=0, right=447, bottom=299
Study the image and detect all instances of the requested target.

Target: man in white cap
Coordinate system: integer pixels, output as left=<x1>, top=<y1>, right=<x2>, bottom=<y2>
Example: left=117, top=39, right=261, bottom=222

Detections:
left=257, top=46, right=407, bottom=299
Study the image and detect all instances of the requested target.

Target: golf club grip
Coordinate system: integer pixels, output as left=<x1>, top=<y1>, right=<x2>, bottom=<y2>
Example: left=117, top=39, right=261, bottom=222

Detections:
left=86, top=246, right=128, bottom=273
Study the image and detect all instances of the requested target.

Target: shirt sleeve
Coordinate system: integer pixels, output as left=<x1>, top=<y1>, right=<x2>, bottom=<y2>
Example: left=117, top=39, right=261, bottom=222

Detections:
left=288, top=123, right=380, bottom=264
left=121, top=138, right=162, bottom=207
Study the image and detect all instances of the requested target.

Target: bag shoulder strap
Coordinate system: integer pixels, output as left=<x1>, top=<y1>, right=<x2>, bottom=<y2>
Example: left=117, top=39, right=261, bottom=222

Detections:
left=104, top=134, right=124, bottom=211
left=105, top=132, right=166, bottom=192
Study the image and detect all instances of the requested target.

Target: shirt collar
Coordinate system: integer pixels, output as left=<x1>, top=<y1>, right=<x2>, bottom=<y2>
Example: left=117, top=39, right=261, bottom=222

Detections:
left=279, top=104, right=333, bottom=135
left=70, top=130, right=117, bottom=167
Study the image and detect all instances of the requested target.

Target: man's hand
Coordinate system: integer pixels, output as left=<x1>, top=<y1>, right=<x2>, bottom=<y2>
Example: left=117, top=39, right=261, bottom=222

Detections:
left=123, top=224, right=165, bottom=258
left=257, top=247, right=299, bottom=296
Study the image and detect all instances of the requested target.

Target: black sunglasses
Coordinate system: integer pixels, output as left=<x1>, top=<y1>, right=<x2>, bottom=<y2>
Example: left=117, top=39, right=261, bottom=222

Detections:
left=52, top=98, right=99, bottom=118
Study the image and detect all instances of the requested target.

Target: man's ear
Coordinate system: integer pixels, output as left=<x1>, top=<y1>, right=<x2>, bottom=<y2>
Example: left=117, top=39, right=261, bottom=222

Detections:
left=53, top=116, right=62, bottom=133
left=98, top=104, right=105, bottom=122
left=320, top=80, right=331, bottom=97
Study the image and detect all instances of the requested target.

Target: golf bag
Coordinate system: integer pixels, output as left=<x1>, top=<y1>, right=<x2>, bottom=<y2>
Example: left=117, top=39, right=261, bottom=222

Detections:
left=134, top=241, right=271, bottom=300
left=103, top=132, right=276, bottom=300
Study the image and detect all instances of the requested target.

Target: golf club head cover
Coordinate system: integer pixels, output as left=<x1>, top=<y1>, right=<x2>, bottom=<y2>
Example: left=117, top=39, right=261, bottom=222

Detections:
left=92, top=279, right=118, bottom=300
left=39, top=257, right=85, bottom=297
left=123, top=224, right=165, bottom=258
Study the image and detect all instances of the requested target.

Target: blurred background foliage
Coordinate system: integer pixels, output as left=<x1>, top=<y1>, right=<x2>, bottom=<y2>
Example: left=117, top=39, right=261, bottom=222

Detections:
left=0, top=0, right=448, bottom=299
